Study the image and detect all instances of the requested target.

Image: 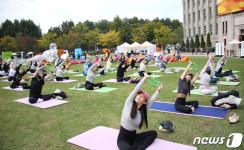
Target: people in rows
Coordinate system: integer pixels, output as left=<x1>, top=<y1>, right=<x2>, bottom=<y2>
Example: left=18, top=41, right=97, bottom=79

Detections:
left=117, top=73, right=163, bottom=150
left=139, top=57, right=153, bottom=77
left=175, top=61, right=199, bottom=113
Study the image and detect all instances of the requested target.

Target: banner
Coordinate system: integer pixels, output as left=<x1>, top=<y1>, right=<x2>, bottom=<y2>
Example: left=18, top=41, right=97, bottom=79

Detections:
left=75, top=48, right=82, bottom=59
left=216, top=43, right=219, bottom=55
left=2, top=51, right=13, bottom=59
left=241, top=41, right=244, bottom=57
left=221, top=42, right=225, bottom=56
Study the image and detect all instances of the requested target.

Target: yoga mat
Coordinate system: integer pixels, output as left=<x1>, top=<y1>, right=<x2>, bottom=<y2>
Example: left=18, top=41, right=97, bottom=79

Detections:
left=0, top=76, right=8, bottom=78
left=222, top=70, right=240, bottom=73
left=105, top=70, right=117, bottom=73
left=169, top=67, right=193, bottom=70
left=65, top=71, right=79, bottom=74
left=14, top=97, right=69, bottom=108
left=151, top=70, right=174, bottom=73
left=150, top=101, right=229, bottom=119
left=128, top=74, right=163, bottom=78
left=69, top=87, right=118, bottom=93
left=148, top=64, right=158, bottom=67
left=172, top=89, right=227, bottom=96
left=2, top=86, right=27, bottom=91
left=51, top=79, right=78, bottom=83
left=194, top=80, right=240, bottom=86
left=102, top=79, right=130, bottom=84
left=74, top=74, right=101, bottom=77
left=67, top=126, right=197, bottom=150
left=2, top=79, right=25, bottom=82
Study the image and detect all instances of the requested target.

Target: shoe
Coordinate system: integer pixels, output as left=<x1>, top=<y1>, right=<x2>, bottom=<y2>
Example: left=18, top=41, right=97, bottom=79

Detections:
left=37, top=98, right=44, bottom=103
left=220, top=104, right=231, bottom=109
left=228, top=112, right=239, bottom=124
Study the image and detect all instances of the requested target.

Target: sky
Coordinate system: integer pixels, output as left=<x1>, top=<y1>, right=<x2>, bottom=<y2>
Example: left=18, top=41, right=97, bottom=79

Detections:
left=0, top=0, right=183, bottom=34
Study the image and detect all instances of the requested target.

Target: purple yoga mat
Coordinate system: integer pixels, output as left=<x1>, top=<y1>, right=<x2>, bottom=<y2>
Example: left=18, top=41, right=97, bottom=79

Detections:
left=102, top=79, right=130, bottom=84
left=0, top=76, right=8, bottom=78
left=14, top=97, right=69, bottom=108
left=51, top=79, right=78, bottom=83
left=2, top=86, right=26, bottom=91
left=67, top=126, right=197, bottom=150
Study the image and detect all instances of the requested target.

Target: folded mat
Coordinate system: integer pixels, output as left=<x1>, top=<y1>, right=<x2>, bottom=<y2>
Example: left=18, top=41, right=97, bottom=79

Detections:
left=67, top=126, right=197, bottom=150
left=150, top=101, right=229, bottom=119
left=194, top=80, right=240, bottom=86
left=151, top=70, right=174, bottom=73
left=14, top=97, right=69, bottom=108
left=2, top=86, right=27, bottom=91
left=50, top=79, right=78, bottom=83
left=102, top=79, right=130, bottom=84
left=69, top=87, right=118, bottom=93
left=74, top=74, right=101, bottom=77
left=128, top=74, right=163, bottom=78
left=172, top=89, right=228, bottom=96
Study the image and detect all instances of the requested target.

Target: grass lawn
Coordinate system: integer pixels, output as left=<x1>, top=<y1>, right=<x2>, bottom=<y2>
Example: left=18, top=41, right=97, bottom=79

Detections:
left=0, top=56, right=243, bottom=150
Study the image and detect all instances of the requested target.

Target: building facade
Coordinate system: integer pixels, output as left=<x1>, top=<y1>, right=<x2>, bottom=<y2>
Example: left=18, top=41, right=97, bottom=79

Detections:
left=182, top=0, right=244, bottom=57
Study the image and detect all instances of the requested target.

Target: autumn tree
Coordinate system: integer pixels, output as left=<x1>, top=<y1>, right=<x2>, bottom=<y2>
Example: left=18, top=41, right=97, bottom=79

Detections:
left=37, top=33, right=57, bottom=51
left=17, top=36, right=38, bottom=53
left=154, top=25, right=173, bottom=49
left=0, top=36, right=17, bottom=52
left=99, top=30, right=121, bottom=48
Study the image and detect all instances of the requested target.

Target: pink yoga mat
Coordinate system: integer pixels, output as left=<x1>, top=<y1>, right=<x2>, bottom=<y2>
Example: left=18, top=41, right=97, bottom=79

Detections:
left=0, top=76, right=8, bottom=78
left=67, top=126, right=197, bottom=150
left=14, top=97, right=69, bottom=108
left=51, top=79, right=78, bottom=83
left=102, top=79, right=130, bottom=84
left=2, top=79, right=25, bottom=82
left=2, top=86, right=26, bottom=91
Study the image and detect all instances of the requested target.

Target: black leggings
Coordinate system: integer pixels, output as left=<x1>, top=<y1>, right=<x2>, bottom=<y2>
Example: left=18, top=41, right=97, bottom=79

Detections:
left=30, top=69, right=36, bottom=73
left=117, top=77, right=131, bottom=82
left=85, top=81, right=104, bottom=90
left=215, top=68, right=233, bottom=77
left=175, top=98, right=199, bottom=113
left=117, top=126, right=157, bottom=150
left=29, top=94, right=52, bottom=104
left=56, top=77, right=69, bottom=81
left=139, top=71, right=151, bottom=77
left=8, top=76, right=13, bottom=81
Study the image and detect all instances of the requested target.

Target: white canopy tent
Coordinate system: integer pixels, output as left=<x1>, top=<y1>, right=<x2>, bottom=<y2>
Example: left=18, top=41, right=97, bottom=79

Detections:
left=228, top=39, right=241, bottom=44
left=117, top=42, right=130, bottom=53
left=117, top=41, right=156, bottom=55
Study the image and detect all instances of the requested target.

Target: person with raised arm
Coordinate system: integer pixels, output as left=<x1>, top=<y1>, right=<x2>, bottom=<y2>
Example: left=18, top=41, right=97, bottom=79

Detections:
left=117, top=73, right=163, bottom=150
left=139, top=57, right=153, bottom=77
left=175, top=61, right=200, bottom=113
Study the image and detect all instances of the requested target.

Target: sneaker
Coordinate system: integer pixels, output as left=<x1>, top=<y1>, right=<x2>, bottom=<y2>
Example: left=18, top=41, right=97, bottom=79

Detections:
left=220, top=104, right=231, bottom=109
left=228, top=112, right=239, bottom=124
left=37, top=98, right=44, bottom=103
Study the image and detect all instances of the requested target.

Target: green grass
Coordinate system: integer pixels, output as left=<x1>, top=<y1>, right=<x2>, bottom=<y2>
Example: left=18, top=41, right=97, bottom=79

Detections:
left=0, top=57, right=244, bottom=150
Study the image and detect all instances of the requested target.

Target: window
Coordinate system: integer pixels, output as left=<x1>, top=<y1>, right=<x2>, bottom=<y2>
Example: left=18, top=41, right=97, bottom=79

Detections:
left=210, top=25, right=212, bottom=35
left=193, top=12, right=195, bottom=22
left=188, top=0, right=190, bottom=7
left=216, top=23, right=218, bottom=35
left=193, top=0, right=195, bottom=6
left=198, top=10, right=201, bottom=20
left=210, top=7, right=212, bottom=18
left=194, top=28, right=196, bottom=35
left=226, top=21, right=228, bottom=34
left=216, top=5, right=218, bottom=16
left=204, top=0, right=206, bottom=3
left=204, top=26, right=206, bottom=36
left=189, top=14, right=191, bottom=23
left=223, top=22, right=225, bottom=34
left=184, top=15, right=185, bottom=23
left=198, top=0, right=200, bottom=5
left=204, top=9, right=206, bottom=19
left=199, top=27, right=201, bottom=35
left=189, top=29, right=191, bottom=37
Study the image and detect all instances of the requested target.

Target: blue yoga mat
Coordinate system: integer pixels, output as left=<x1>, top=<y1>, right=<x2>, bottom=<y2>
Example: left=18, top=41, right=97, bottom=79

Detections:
left=150, top=101, right=229, bottom=119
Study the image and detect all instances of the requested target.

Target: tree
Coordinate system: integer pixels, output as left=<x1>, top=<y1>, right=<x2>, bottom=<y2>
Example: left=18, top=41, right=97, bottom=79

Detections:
left=154, top=25, right=173, bottom=49
left=186, top=37, right=190, bottom=49
left=98, top=30, right=121, bottom=48
left=70, top=22, right=89, bottom=34
left=61, top=20, right=75, bottom=35
left=84, top=20, right=95, bottom=30
left=207, top=33, right=211, bottom=48
left=190, top=37, right=195, bottom=48
left=95, top=19, right=110, bottom=34
left=82, top=28, right=100, bottom=50
left=172, top=26, right=183, bottom=44
left=17, top=36, right=38, bottom=53
left=195, top=34, right=200, bottom=48
left=131, top=27, right=147, bottom=43
left=0, top=36, right=17, bottom=52
left=110, top=16, right=122, bottom=32
left=181, top=40, right=185, bottom=48
left=48, top=26, right=62, bottom=37
left=119, top=24, right=133, bottom=44
left=142, top=22, right=162, bottom=42
left=0, top=19, right=15, bottom=38
left=37, top=32, right=57, bottom=51
left=170, top=19, right=182, bottom=30
left=200, top=34, right=205, bottom=48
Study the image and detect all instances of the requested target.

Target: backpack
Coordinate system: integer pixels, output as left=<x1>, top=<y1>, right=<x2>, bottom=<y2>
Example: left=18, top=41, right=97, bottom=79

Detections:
left=52, top=89, right=67, bottom=99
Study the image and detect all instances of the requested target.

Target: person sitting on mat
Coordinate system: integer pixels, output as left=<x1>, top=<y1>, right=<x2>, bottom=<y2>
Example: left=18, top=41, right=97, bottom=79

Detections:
left=106, top=55, right=116, bottom=72
left=117, top=73, right=163, bottom=150
left=83, top=57, right=93, bottom=76
left=85, top=61, right=106, bottom=90
left=214, top=55, right=232, bottom=77
left=56, top=60, right=71, bottom=81
left=97, top=57, right=106, bottom=75
left=8, top=61, right=17, bottom=81
left=10, top=60, right=30, bottom=89
left=28, top=61, right=38, bottom=73
left=175, top=61, right=199, bottom=113
left=117, top=60, right=130, bottom=82
left=139, top=57, right=153, bottom=77
left=160, top=55, right=173, bottom=72
left=29, top=64, right=53, bottom=104
left=130, top=56, right=139, bottom=69
left=199, top=56, right=218, bottom=95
